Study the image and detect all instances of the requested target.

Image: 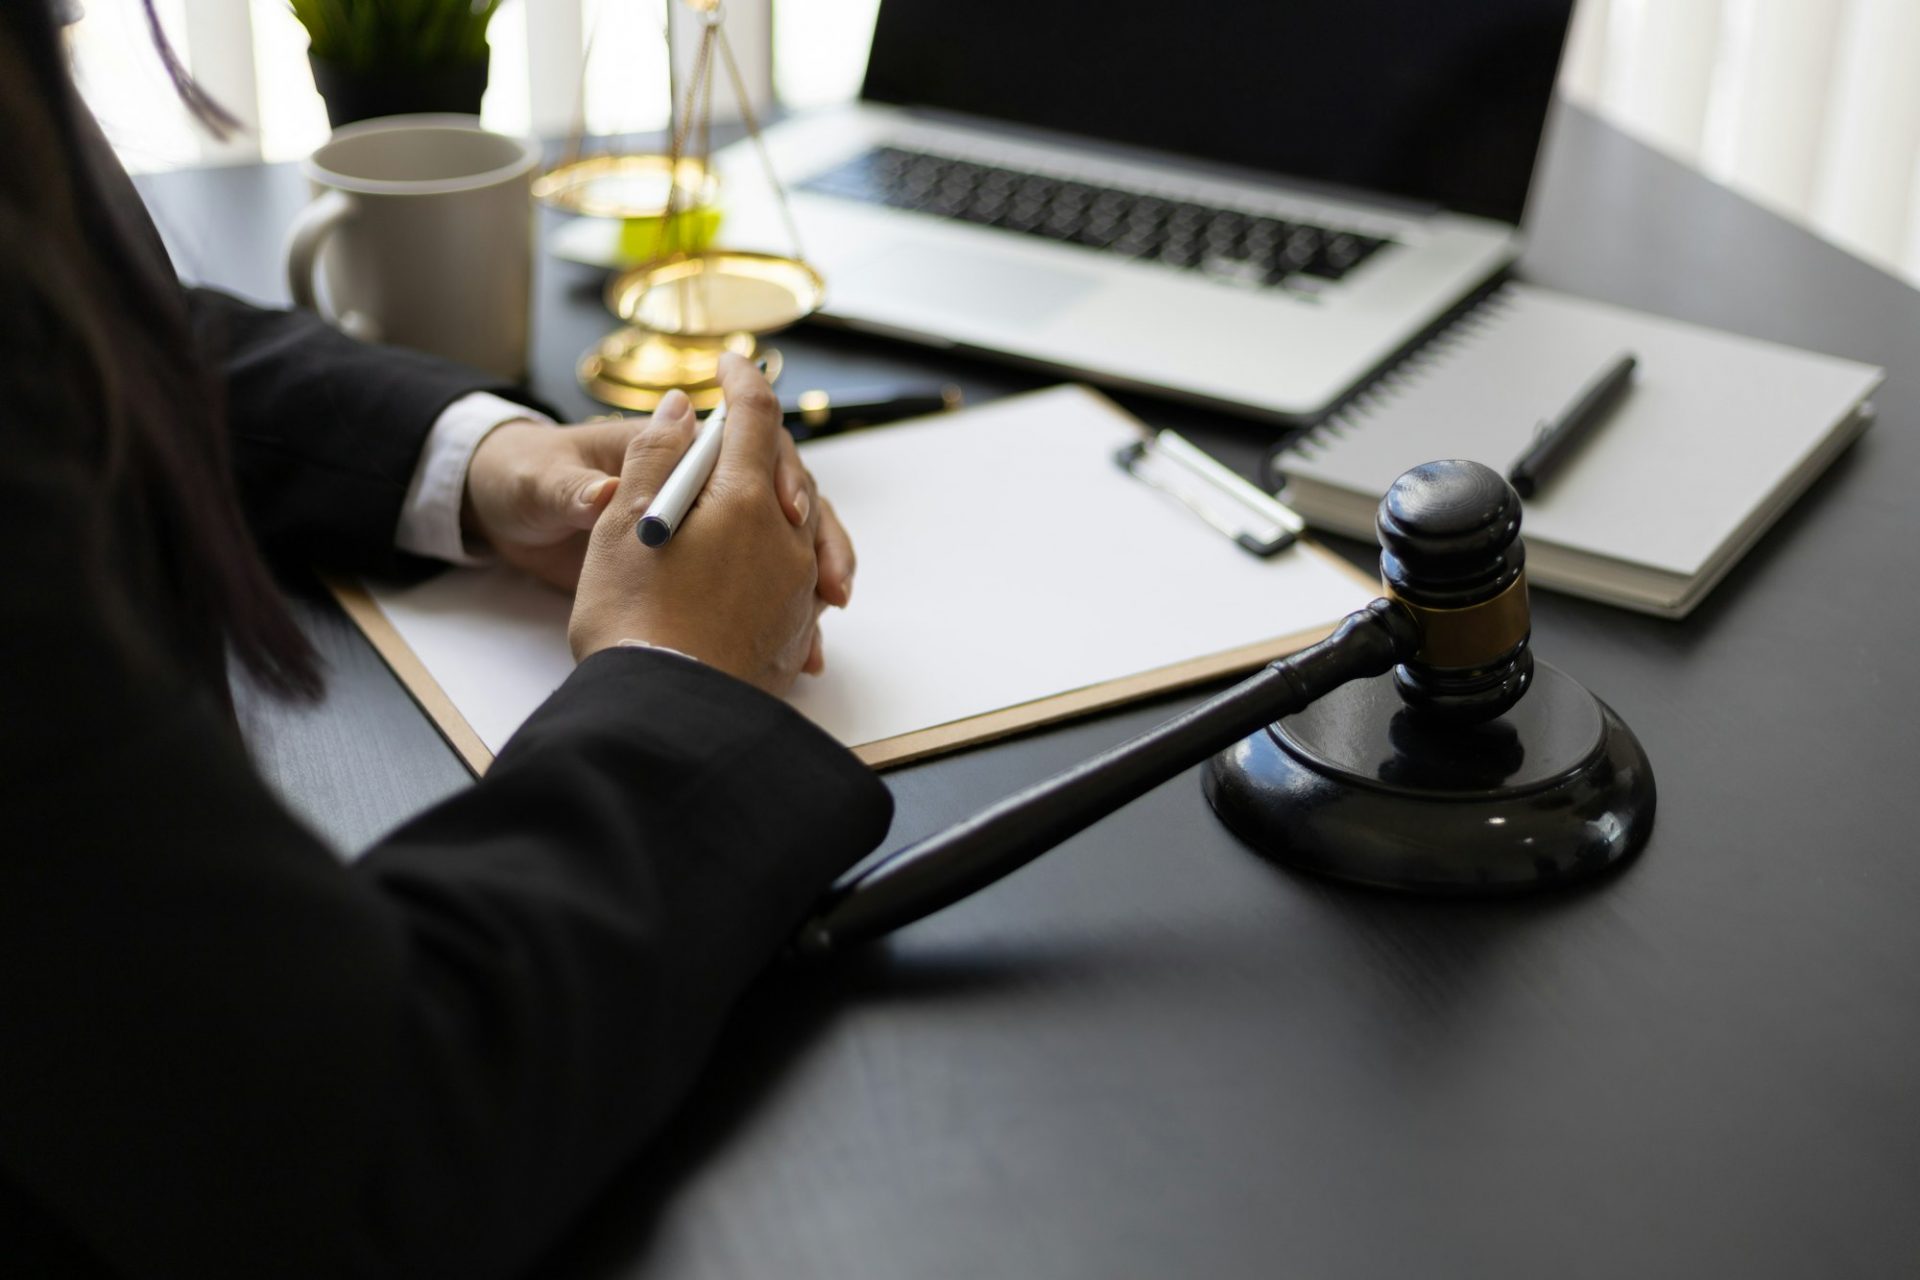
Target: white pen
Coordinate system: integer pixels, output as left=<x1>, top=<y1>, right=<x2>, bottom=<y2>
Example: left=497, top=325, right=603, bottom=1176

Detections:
left=636, top=394, right=734, bottom=547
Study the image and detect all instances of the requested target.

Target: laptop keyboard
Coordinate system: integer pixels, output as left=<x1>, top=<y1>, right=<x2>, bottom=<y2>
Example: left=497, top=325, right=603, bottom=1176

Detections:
left=800, top=146, right=1396, bottom=289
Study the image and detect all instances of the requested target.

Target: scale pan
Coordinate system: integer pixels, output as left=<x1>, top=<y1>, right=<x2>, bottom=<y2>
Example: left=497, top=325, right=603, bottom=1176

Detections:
left=606, top=251, right=823, bottom=339
left=578, top=328, right=780, bottom=412
left=533, top=154, right=718, bottom=219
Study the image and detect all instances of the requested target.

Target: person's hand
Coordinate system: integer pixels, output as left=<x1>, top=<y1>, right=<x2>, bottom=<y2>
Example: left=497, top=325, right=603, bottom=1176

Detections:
left=461, top=416, right=627, bottom=590
left=461, top=397, right=855, bottom=609
left=567, top=357, right=855, bottom=694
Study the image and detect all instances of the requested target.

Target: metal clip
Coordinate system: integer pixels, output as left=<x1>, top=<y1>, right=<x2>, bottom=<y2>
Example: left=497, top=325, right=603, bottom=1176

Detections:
left=1116, top=430, right=1305, bottom=557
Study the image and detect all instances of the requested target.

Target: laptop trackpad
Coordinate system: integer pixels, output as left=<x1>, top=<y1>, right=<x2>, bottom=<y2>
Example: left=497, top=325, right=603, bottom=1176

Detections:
left=838, top=244, right=1099, bottom=331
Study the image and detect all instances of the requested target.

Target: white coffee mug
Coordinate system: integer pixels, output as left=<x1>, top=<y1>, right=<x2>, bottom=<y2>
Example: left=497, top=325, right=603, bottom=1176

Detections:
left=285, top=114, right=539, bottom=381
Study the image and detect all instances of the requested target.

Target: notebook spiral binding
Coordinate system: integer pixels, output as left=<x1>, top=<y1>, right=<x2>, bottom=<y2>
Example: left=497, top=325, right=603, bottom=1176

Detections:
left=1282, top=283, right=1519, bottom=461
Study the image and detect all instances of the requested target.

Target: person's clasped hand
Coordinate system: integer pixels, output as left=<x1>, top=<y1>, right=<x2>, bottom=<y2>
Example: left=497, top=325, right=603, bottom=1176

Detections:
left=463, top=355, right=853, bottom=695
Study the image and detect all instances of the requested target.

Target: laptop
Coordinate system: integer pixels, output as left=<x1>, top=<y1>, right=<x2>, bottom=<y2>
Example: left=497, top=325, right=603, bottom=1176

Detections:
left=718, top=0, right=1576, bottom=423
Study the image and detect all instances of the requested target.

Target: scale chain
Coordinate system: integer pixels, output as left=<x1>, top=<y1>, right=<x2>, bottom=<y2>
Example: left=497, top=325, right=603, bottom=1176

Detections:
left=715, top=23, right=808, bottom=264
left=661, top=24, right=714, bottom=242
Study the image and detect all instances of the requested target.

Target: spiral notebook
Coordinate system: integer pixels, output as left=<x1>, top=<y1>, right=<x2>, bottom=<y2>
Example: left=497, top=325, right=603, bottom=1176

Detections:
left=1272, top=284, right=1883, bottom=617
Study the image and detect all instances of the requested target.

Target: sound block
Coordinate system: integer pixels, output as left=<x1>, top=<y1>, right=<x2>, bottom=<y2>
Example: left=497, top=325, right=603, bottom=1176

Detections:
left=1203, top=660, right=1655, bottom=894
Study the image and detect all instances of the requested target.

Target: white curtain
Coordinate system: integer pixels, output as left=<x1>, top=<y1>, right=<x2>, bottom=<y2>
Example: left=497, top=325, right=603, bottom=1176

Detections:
left=68, top=0, right=822, bottom=169
left=1561, top=0, right=1920, bottom=286
left=73, top=1, right=1920, bottom=288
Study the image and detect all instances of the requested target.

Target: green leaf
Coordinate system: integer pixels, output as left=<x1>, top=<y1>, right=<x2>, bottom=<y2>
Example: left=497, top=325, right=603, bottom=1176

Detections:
left=289, top=0, right=498, bottom=71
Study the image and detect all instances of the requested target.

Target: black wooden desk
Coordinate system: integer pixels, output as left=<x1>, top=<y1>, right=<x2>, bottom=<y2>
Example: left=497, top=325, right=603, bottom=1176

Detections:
left=141, top=103, right=1920, bottom=1278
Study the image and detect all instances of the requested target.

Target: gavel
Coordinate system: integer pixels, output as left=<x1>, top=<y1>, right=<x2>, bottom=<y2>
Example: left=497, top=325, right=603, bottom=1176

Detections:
left=795, top=459, right=1656, bottom=957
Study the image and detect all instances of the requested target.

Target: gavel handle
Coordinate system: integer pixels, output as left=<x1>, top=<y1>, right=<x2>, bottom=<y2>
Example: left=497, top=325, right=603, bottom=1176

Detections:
left=792, top=598, right=1419, bottom=957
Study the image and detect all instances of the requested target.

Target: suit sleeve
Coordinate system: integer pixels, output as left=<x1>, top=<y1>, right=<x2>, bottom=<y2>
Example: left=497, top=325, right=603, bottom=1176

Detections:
left=185, top=288, right=554, bottom=577
left=0, top=290, right=894, bottom=1278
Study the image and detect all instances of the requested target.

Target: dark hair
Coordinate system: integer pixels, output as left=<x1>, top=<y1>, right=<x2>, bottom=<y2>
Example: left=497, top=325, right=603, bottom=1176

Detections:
left=1, top=1, right=320, bottom=698
left=138, top=0, right=243, bottom=141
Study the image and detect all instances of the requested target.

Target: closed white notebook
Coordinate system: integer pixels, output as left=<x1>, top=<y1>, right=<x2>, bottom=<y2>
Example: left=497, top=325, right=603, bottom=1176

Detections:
left=354, top=384, right=1377, bottom=771
left=1274, top=284, right=1883, bottom=617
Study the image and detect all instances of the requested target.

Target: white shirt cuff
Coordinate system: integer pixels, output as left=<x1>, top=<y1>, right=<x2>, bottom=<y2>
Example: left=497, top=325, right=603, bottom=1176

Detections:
left=396, top=392, right=554, bottom=565
left=615, top=638, right=707, bottom=668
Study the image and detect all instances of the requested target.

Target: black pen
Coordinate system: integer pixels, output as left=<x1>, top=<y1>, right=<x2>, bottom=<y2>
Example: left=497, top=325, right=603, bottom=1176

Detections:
left=1507, top=352, right=1637, bottom=499
left=783, top=384, right=963, bottom=440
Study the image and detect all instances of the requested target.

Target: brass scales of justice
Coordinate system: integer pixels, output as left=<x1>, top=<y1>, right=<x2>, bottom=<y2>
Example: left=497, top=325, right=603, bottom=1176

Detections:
left=534, top=0, right=821, bottom=412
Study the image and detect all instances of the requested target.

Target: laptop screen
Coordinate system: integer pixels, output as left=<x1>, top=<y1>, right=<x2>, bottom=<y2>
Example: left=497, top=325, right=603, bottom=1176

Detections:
left=860, top=0, right=1575, bottom=226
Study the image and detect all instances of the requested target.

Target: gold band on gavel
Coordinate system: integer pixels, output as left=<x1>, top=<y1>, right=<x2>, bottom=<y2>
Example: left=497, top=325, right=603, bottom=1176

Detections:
left=1383, top=572, right=1531, bottom=668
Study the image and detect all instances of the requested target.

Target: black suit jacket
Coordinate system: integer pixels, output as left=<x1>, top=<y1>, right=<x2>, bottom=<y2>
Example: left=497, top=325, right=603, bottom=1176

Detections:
left=0, top=30, right=893, bottom=1279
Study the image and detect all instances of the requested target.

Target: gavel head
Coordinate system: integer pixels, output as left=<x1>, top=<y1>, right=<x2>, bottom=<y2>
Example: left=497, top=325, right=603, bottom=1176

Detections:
left=1204, top=458, right=1652, bottom=895
left=1375, top=460, right=1533, bottom=723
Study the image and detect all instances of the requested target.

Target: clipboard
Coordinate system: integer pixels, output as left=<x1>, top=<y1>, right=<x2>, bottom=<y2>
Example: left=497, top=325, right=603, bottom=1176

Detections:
left=334, top=386, right=1380, bottom=774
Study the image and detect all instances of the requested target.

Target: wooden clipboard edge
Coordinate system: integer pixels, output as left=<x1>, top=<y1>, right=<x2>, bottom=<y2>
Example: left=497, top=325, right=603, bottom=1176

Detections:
left=328, top=404, right=1384, bottom=779
left=333, top=568, right=1342, bottom=778
left=850, top=620, right=1337, bottom=769
left=325, top=576, right=496, bottom=777
left=852, top=537, right=1381, bottom=770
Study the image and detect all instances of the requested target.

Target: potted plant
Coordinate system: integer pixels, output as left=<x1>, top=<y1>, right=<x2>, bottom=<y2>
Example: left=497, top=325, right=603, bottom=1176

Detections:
left=293, top=0, right=504, bottom=129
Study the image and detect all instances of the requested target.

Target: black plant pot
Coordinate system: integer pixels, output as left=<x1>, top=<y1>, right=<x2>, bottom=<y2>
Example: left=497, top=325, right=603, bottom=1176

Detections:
left=309, top=51, right=489, bottom=129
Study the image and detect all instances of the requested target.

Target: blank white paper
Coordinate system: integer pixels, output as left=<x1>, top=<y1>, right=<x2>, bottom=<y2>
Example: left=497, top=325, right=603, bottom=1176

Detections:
left=368, top=385, right=1375, bottom=760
